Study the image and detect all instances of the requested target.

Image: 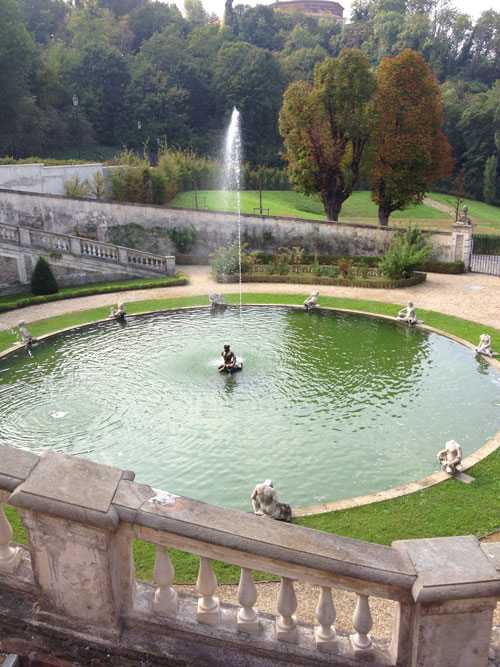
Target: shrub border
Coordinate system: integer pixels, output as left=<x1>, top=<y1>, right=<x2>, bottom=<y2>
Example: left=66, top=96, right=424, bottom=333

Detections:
left=217, top=271, right=427, bottom=289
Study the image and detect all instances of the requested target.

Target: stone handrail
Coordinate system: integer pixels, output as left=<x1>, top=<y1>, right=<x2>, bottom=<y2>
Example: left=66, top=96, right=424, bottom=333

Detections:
left=0, top=221, right=174, bottom=274
left=1, top=444, right=499, bottom=666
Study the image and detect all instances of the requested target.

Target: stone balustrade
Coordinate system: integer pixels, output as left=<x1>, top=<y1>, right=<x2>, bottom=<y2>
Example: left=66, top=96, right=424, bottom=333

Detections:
left=0, top=221, right=175, bottom=276
left=1, top=443, right=500, bottom=666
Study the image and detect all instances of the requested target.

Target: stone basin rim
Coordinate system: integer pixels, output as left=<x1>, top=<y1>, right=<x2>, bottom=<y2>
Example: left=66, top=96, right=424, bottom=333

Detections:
left=1, top=302, right=499, bottom=518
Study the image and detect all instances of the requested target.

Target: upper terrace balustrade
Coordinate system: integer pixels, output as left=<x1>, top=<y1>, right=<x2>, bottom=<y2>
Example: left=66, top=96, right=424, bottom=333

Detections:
left=0, top=221, right=175, bottom=276
left=1, top=444, right=500, bottom=665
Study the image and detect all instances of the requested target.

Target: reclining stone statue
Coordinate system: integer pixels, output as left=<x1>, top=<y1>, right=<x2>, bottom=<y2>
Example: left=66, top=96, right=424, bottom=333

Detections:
left=109, top=302, right=126, bottom=320
left=251, top=479, right=291, bottom=522
left=18, top=320, right=34, bottom=346
left=304, top=291, right=319, bottom=310
left=209, top=293, right=227, bottom=309
left=397, top=301, right=417, bottom=324
left=476, top=333, right=495, bottom=358
left=437, top=440, right=464, bottom=475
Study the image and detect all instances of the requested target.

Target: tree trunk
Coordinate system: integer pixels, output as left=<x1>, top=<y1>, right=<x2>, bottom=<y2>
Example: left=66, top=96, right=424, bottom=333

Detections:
left=378, top=205, right=391, bottom=226
left=322, top=192, right=343, bottom=221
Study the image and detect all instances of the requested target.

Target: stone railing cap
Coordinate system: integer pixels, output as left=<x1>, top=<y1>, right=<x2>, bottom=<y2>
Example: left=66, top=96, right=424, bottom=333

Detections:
left=393, top=536, right=500, bottom=602
left=113, top=479, right=416, bottom=589
left=0, top=443, right=40, bottom=492
left=8, top=450, right=134, bottom=531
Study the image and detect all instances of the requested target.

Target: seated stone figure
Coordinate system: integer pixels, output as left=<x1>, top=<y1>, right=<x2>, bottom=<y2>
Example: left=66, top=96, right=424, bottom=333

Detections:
left=476, top=333, right=495, bottom=357
left=397, top=301, right=417, bottom=324
left=437, top=440, right=464, bottom=475
left=218, top=344, right=242, bottom=373
left=209, top=293, right=227, bottom=308
left=18, top=320, right=33, bottom=346
left=251, top=479, right=291, bottom=522
left=304, top=291, right=319, bottom=310
left=109, top=302, right=126, bottom=320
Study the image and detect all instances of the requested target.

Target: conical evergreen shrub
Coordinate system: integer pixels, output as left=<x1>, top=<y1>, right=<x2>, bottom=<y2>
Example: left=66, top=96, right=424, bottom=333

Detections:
left=30, top=256, right=59, bottom=295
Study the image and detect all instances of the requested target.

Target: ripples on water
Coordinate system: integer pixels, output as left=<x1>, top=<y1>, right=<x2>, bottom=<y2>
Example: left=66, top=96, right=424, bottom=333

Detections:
left=1, top=306, right=500, bottom=511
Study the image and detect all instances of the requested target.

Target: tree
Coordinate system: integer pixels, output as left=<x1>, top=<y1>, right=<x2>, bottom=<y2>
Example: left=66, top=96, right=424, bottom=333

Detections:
left=279, top=49, right=377, bottom=220
left=370, top=49, right=453, bottom=226
left=30, top=257, right=59, bottom=295
left=483, top=156, right=498, bottom=205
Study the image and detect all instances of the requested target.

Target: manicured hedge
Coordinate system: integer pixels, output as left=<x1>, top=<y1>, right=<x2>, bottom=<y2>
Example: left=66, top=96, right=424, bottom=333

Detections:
left=218, top=272, right=427, bottom=289
left=416, top=260, right=465, bottom=274
left=0, top=273, right=188, bottom=314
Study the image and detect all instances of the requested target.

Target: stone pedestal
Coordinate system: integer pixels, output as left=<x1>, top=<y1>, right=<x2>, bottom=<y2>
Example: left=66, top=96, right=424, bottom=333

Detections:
left=8, top=451, right=135, bottom=636
left=393, top=535, right=500, bottom=667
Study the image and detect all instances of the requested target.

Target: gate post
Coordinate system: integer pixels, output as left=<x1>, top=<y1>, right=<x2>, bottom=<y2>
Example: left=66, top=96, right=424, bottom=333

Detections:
left=451, top=221, right=474, bottom=271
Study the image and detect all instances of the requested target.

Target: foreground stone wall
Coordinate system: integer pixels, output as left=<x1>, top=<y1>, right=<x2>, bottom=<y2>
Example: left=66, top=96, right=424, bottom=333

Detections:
left=0, top=188, right=454, bottom=260
left=1, top=443, right=500, bottom=666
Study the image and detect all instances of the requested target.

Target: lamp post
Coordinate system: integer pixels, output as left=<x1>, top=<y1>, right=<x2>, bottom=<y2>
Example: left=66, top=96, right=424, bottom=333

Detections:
left=72, top=95, right=80, bottom=159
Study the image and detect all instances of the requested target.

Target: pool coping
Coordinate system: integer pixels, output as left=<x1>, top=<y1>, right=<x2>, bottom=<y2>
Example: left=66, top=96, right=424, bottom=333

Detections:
left=2, top=302, right=499, bottom=518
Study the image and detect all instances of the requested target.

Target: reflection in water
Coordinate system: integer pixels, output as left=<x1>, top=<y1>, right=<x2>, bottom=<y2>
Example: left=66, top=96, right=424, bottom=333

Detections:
left=1, top=306, right=500, bottom=511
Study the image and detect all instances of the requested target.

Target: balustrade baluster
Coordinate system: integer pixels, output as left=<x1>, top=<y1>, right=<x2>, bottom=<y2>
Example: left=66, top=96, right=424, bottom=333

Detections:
left=0, top=506, right=21, bottom=573
left=153, top=545, right=178, bottom=617
left=275, top=577, right=298, bottom=643
left=350, top=593, right=374, bottom=657
left=196, top=556, right=220, bottom=626
left=237, top=567, right=259, bottom=633
left=314, top=586, right=338, bottom=651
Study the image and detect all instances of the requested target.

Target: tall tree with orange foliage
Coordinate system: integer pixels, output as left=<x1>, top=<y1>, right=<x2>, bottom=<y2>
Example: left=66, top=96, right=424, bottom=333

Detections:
left=279, top=49, right=376, bottom=221
left=370, top=49, right=453, bottom=226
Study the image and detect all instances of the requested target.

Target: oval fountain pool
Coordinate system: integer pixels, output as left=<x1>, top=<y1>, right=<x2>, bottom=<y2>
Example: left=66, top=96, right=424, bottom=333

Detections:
left=1, top=305, right=500, bottom=511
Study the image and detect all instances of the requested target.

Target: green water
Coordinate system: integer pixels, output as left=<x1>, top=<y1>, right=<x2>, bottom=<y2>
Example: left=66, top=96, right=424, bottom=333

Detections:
left=1, top=306, right=500, bottom=511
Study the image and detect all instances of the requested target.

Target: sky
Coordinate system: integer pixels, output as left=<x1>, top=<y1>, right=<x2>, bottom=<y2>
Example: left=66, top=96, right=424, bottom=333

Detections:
left=173, top=0, right=496, bottom=20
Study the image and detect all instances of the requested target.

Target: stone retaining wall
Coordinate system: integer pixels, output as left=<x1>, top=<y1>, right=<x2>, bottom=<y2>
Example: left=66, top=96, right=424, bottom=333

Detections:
left=0, top=188, right=454, bottom=261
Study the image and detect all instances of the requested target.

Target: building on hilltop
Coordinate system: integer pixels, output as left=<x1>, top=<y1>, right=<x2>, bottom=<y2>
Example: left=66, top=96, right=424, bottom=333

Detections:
left=270, top=0, right=344, bottom=20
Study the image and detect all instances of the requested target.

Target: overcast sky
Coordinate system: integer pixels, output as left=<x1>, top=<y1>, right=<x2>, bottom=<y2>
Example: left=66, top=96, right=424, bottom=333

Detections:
left=174, top=0, right=496, bottom=21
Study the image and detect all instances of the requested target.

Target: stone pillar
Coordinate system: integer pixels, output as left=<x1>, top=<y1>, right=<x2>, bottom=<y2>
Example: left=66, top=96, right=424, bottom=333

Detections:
left=118, top=247, right=129, bottom=264
left=451, top=223, right=474, bottom=271
left=18, top=227, right=31, bottom=246
left=69, top=236, right=82, bottom=255
left=8, top=450, right=135, bottom=639
left=165, top=255, right=176, bottom=276
left=393, top=536, right=500, bottom=667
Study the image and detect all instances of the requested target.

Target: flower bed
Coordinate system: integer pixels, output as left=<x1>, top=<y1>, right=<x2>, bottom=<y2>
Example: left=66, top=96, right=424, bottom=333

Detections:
left=217, top=271, right=427, bottom=289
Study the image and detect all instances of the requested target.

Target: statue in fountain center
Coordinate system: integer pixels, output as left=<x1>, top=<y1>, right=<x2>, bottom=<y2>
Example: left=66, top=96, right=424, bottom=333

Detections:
left=304, top=291, right=319, bottom=310
left=109, top=302, right=126, bottom=320
left=251, top=479, right=291, bottom=522
left=218, top=344, right=242, bottom=373
left=18, top=320, right=33, bottom=346
left=437, top=440, right=464, bottom=475
left=397, top=301, right=417, bottom=324
left=476, top=333, right=495, bottom=357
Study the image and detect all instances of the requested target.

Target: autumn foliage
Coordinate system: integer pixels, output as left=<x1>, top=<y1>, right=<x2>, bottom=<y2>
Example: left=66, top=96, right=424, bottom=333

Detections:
left=279, top=49, right=376, bottom=221
left=370, top=50, right=453, bottom=225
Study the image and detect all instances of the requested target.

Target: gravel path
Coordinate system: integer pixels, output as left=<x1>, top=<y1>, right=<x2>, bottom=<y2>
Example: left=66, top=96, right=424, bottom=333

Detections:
left=2, top=265, right=500, bottom=330
left=2, top=266, right=500, bottom=640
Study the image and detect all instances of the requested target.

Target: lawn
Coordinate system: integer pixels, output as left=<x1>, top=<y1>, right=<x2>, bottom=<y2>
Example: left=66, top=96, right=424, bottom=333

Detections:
left=171, top=190, right=448, bottom=223
left=3, top=292, right=500, bottom=584
left=428, top=193, right=500, bottom=230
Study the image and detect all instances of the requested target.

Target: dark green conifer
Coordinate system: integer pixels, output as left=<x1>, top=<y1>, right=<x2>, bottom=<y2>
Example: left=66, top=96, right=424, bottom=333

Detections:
left=30, top=256, right=59, bottom=295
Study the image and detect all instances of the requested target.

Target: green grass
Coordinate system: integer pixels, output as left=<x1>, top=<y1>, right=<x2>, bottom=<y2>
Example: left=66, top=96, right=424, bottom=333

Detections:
left=428, top=193, right=500, bottom=229
left=171, top=190, right=448, bottom=223
left=3, top=292, right=500, bottom=584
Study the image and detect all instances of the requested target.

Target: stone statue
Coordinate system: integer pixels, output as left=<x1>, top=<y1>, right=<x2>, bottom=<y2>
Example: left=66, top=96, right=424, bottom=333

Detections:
left=251, top=479, right=291, bottom=522
left=457, top=205, right=472, bottom=225
left=304, top=291, right=319, bottom=310
left=109, top=302, right=126, bottom=320
left=18, top=320, right=33, bottom=346
left=437, top=440, right=464, bottom=475
left=476, top=333, right=495, bottom=358
left=209, top=293, right=227, bottom=309
left=218, top=344, right=242, bottom=373
left=397, top=301, right=417, bottom=324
